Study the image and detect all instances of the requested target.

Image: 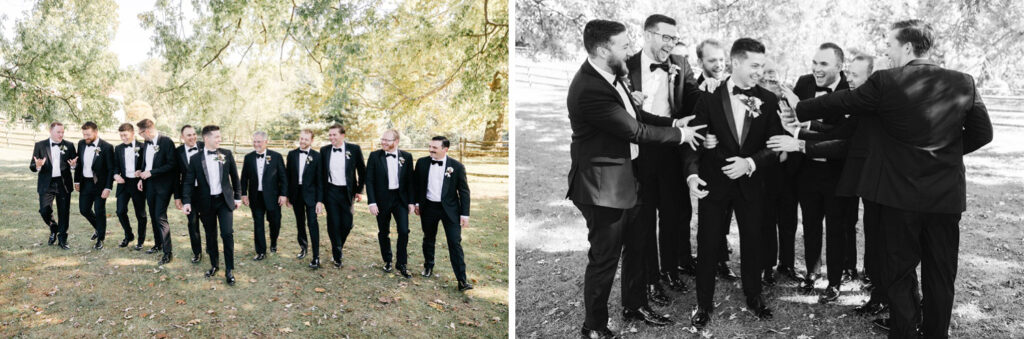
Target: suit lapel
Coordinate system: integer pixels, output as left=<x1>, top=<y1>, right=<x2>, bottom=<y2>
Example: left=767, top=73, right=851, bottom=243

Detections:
left=740, top=97, right=753, bottom=146
left=628, top=53, right=642, bottom=92
left=200, top=150, right=210, bottom=189
left=719, top=84, right=740, bottom=144
left=440, top=157, right=451, bottom=199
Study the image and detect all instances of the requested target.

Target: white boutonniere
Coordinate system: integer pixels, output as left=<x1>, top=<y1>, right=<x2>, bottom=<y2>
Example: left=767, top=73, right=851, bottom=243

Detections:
left=737, top=95, right=764, bottom=118
left=668, top=64, right=681, bottom=81
left=152, top=144, right=160, bottom=153
left=59, top=144, right=67, bottom=154
left=445, top=166, right=454, bottom=178
left=345, top=150, right=351, bottom=159
left=265, top=155, right=271, bottom=163
left=215, top=153, right=226, bottom=164
left=93, top=148, right=101, bottom=156
left=305, top=155, right=313, bottom=165
left=132, top=145, right=140, bottom=153
left=398, top=157, right=406, bottom=167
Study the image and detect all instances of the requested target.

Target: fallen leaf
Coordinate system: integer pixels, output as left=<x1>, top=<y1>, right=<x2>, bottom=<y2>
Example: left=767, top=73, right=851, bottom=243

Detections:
left=314, top=287, right=326, bottom=293
left=428, top=302, right=444, bottom=311
left=278, top=327, right=293, bottom=334
left=176, top=299, right=186, bottom=305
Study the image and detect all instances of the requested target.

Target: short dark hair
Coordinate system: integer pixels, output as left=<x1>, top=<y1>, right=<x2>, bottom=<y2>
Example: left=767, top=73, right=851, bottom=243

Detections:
left=180, top=125, right=194, bottom=134
left=891, top=19, right=934, bottom=57
left=136, top=119, right=154, bottom=130
left=431, top=136, right=450, bottom=149
left=49, top=121, right=63, bottom=130
left=853, top=54, right=875, bottom=73
left=696, top=39, right=724, bottom=60
left=730, top=38, right=766, bottom=59
left=643, top=14, right=675, bottom=31
left=818, top=42, right=845, bottom=65
left=81, top=121, right=98, bottom=131
left=201, top=125, right=220, bottom=137
left=328, top=124, right=346, bottom=134
left=583, top=19, right=627, bottom=56
left=118, top=123, right=134, bottom=132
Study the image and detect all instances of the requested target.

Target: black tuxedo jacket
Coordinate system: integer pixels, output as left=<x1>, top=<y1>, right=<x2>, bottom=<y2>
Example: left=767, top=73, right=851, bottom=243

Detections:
left=73, top=138, right=115, bottom=190
left=685, top=80, right=785, bottom=201
left=795, top=59, right=993, bottom=213
left=319, top=142, right=366, bottom=201
left=365, top=149, right=414, bottom=209
left=790, top=72, right=852, bottom=173
left=30, top=139, right=76, bottom=194
left=626, top=52, right=702, bottom=118
left=173, top=142, right=204, bottom=200
left=139, top=135, right=178, bottom=192
left=240, top=150, right=288, bottom=210
left=113, top=141, right=144, bottom=194
left=414, top=156, right=471, bottom=222
left=565, top=59, right=683, bottom=209
left=182, top=149, right=241, bottom=213
left=286, top=148, right=323, bottom=206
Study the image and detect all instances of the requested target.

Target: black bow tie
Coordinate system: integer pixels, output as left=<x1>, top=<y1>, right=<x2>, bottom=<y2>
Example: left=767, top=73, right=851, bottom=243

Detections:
left=298, top=150, right=308, bottom=155
left=430, top=160, right=443, bottom=166
left=815, top=86, right=833, bottom=93
left=207, top=150, right=218, bottom=155
left=51, top=142, right=61, bottom=147
left=256, top=153, right=265, bottom=159
left=732, top=86, right=756, bottom=97
left=187, top=147, right=197, bottom=152
left=385, top=153, right=396, bottom=158
left=146, top=140, right=155, bottom=145
left=84, top=142, right=95, bottom=147
left=333, top=148, right=344, bottom=153
left=649, top=62, right=670, bottom=72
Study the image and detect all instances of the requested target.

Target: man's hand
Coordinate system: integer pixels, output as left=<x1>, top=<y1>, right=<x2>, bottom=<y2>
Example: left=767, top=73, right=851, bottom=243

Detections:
left=183, top=204, right=192, bottom=215
left=278, top=196, right=287, bottom=206
left=134, top=170, right=142, bottom=178
left=780, top=86, right=799, bottom=109
left=721, top=157, right=751, bottom=179
left=460, top=216, right=470, bottom=228
left=408, top=204, right=416, bottom=215
left=676, top=115, right=707, bottom=151
left=687, top=176, right=709, bottom=199
left=33, top=156, right=46, bottom=169
left=74, top=183, right=80, bottom=192
left=316, top=202, right=324, bottom=215
left=414, top=204, right=420, bottom=216
left=369, top=204, right=379, bottom=216
left=242, top=196, right=249, bottom=207
left=235, top=200, right=241, bottom=209
left=354, top=194, right=363, bottom=203
left=137, top=180, right=143, bottom=191
left=767, top=135, right=802, bottom=153
left=100, top=189, right=111, bottom=199
left=140, top=170, right=152, bottom=179
left=175, top=199, right=183, bottom=210
left=703, top=133, right=718, bottom=149
left=630, top=91, right=647, bottom=106
left=114, top=174, right=125, bottom=184
left=699, top=77, right=722, bottom=93
left=68, top=157, right=77, bottom=169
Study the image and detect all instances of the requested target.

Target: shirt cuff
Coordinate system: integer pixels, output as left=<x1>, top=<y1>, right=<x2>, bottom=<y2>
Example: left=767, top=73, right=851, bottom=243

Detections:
left=686, top=174, right=699, bottom=183
left=677, top=127, right=688, bottom=145
left=369, top=203, right=377, bottom=207
left=460, top=216, right=469, bottom=220
left=234, top=199, right=242, bottom=205
left=745, top=157, right=757, bottom=176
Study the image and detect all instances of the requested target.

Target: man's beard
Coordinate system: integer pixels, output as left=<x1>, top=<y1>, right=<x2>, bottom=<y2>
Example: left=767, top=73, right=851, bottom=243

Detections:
left=607, top=57, right=628, bottom=78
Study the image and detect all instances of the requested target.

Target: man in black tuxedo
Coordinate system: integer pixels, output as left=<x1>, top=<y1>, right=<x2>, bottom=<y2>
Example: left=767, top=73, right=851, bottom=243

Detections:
left=789, top=43, right=853, bottom=300
left=113, top=123, right=147, bottom=249
left=182, top=125, right=242, bottom=285
left=74, top=121, right=115, bottom=250
left=136, top=118, right=177, bottom=264
left=241, top=131, right=288, bottom=261
left=625, top=14, right=703, bottom=300
left=366, top=129, right=415, bottom=278
left=173, top=125, right=204, bottom=263
left=793, top=20, right=992, bottom=338
left=319, top=124, right=366, bottom=268
left=414, top=136, right=475, bottom=291
left=286, top=129, right=324, bottom=268
left=685, top=38, right=785, bottom=328
left=567, top=20, right=707, bottom=338
left=30, top=122, right=76, bottom=249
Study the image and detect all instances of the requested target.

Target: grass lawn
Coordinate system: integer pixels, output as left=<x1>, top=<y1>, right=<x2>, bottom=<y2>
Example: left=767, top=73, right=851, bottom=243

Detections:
left=514, top=78, right=1024, bottom=338
left=0, top=148, right=508, bottom=338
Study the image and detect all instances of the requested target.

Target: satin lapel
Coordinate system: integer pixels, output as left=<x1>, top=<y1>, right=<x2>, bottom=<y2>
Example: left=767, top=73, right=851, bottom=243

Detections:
left=628, top=54, right=642, bottom=92
left=200, top=150, right=210, bottom=190
left=719, top=84, right=740, bottom=144
left=740, top=99, right=753, bottom=146
left=440, top=157, right=451, bottom=199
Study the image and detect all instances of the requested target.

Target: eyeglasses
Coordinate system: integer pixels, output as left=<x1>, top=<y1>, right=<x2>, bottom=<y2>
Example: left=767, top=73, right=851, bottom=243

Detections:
left=647, top=31, right=679, bottom=44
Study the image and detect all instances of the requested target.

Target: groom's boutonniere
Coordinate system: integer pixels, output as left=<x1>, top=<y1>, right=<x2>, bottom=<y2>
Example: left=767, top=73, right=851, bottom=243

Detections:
left=215, top=153, right=226, bottom=164
left=737, top=95, right=764, bottom=118
left=445, top=166, right=454, bottom=178
left=345, top=150, right=351, bottom=159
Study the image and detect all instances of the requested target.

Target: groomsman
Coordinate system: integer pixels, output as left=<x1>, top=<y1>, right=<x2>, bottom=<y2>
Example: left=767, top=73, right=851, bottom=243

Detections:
left=136, top=119, right=177, bottom=264
left=286, top=129, right=324, bottom=268
left=366, top=129, right=414, bottom=278
left=793, top=20, right=992, bottom=338
left=685, top=38, right=784, bottom=328
left=74, top=121, right=115, bottom=250
left=182, top=125, right=241, bottom=285
left=241, top=131, right=288, bottom=261
left=566, top=20, right=706, bottom=337
left=173, top=125, right=204, bottom=263
left=113, top=123, right=147, bottom=249
left=30, top=122, right=76, bottom=249
left=414, top=136, right=474, bottom=291
left=790, top=43, right=852, bottom=300
left=319, top=124, right=365, bottom=268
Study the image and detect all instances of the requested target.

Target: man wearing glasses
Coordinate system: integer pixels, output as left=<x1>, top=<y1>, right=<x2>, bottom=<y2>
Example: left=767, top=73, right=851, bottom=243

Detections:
left=365, top=130, right=415, bottom=278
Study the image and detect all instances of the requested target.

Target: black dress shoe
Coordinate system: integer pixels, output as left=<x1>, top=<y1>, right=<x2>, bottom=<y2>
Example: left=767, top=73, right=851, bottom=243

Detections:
left=383, top=262, right=393, bottom=273
left=398, top=267, right=411, bottom=278
left=146, top=246, right=161, bottom=254
left=622, top=306, right=673, bottom=326
left=59, top=243, right=70, bottom=250
left=191, top=253, right=202, bottom=263
left=270, top=246, right=277, bottom=253
left=819, top=285, right=841, bottom=303
left=422, top=267, right=434, bottom=277
left=297, top=248, right=307, bottom=259
left=91, top=232, right=98, bottom=241
left=677, top=260, right=697, bottom=276
left=254, top=253, right=266, bottom=261
left=205, top=266, right=219, bottom=277
left=119, top=238, right=131, bottom=248
left=861, top=273, right=872, bottom=285
left=762, top=269, right=777, bottom=287
left=580, top=325, right=618, bottom=339
left=717, top=262, right=739, bottom=281
left=48, top=233, right=57, bottom=245
left=661, top=273, right=688, bottom=292
left=746, top=296, right=773, bottom=320
left=332, top=259, right=343, bottom=268
left=690, top=308, right=711, bottom=328
left=133, top=244, right=143, bottom=251
left=843, top=268, right=860, bottom=282
left=159, top=253, right=172, bottom=265
left=309, top=258, right=321, bottom=269
left=862, top=281, right=876, bottom=292
left=457, top=280, right=474, bottom=292
left=94, top=240, right=103, bottom=250
left=800, top=273, right=820, bottom=294
left=872, top=318, right=891, bottom=331
left=778, top=266, right=800, bottom=281
left=853, top=300, right=889, bottom=316
left=646, top=283, right=671, bottom=306
left=225, top=270, right=235, bottom=285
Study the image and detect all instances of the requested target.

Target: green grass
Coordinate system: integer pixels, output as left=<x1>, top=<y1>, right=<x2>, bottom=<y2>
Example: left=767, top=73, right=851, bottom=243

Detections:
left=0, top=150, right=508, bottom=338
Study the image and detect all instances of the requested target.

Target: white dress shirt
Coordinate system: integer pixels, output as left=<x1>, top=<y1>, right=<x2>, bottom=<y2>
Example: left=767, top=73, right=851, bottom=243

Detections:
left=640, top=50, right=672, bottom=117
left=297, top=148, right=309, bottom=185
left=386, top=151, right=400, bottom=190
left=328, top=144, right=347, bottom=186
left=83, top=141, right=97, bottom=178
left=204, top=149, right=222, bottom=195
left=725, top=78, right=759, bottom=175
left=144, top=131, right=159, bottom=172
left=256, top=151, right=266, bottom=191
left=124, top=141, right=137, bottom=178
left=49, top=139, right=61, bottom=178
left=425, top=156, right=446, bottom=202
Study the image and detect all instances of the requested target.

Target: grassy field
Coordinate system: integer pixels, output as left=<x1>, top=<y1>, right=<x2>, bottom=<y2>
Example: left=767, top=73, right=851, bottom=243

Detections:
left=514, top=78, right=1024, bottom=338
left=0, top=148, right=509, bottom=338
